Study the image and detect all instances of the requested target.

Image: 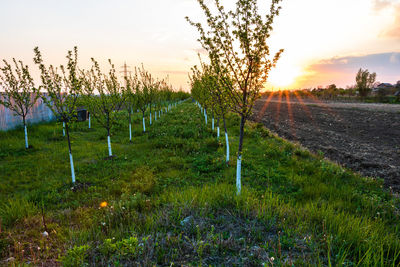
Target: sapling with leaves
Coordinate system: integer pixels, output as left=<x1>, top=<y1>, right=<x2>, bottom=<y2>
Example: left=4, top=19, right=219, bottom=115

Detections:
left=190, top=63, right=231, bottom=163
left=158, top=82, right=170, bottom=117
left=124, top=71, right=139, bottom=142
left=148, top=75, right=160, bottom=126
left=190, top=66, right=211, bottom=124
left=136, top=65, right=153, bottom=132
left=209, top=58, right=234, bottom=163
left=187, top=0, right=284, bottom=194
left=0, top=59, right=38, bottom=149
left=33, top=47, right=81, bottom=183
left=206, top=63, right=231, bottom=163
left=153, top=83, right=162, bottom=122
left=82, top=59, right=126, bottom=157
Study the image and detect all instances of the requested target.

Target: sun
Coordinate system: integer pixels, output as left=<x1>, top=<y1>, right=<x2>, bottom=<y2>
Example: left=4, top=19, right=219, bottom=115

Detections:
left=267, top=62, right=301, bottom=89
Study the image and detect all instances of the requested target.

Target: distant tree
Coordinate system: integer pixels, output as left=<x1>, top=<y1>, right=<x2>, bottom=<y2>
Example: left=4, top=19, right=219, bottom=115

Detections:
left=190, top=61, right=231, bottom=164
left=148, top=78, right=159, bottom=126
left=136, top=65, right=152, bottom=132
left=154, top=78, right=169, bottom=121
left=124, top=71, right=139, bottom=142
left=396, top=81, right=400, bottom=101
left=325, top=84, right=338, bottom=99
left=327, top=84, right=337, bottom=90
left=34, top=47, right=81, bottom=183
left=156, top=80, right=168, bottom=119
left=81, top=59, right=126, bottom=158
left=356, top=68, right=376, bottom=97
left=0, top=59, right=38, bottom=149
left=187, top=0, right=284, bottom=194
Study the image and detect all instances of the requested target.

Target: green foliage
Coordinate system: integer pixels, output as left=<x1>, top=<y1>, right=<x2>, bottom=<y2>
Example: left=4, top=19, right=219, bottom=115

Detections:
left=0, top=58, right=38, bottom=124
left=61, top=244, right=89, bottom=267
left=33, top=47, right=81, bottom=125
left=129, top=167, right=157, bottom=194
left=356, top=68, right=376, bottom=97
left=81, top=58, right=126, bottom=137
left=186, top=0, right=284, bottom=119
left=100, top=236, right=139, bottom=257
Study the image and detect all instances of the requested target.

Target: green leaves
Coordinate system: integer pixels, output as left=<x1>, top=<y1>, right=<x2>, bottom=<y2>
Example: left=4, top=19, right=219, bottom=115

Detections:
left=33, top=47, right=81, bottom=123
left=0, top=58, right=37, bottom=120
left=81, top=58, right=126, bottom=134
left=187, top=0, right=284, bottom=118
left=356, top=68, right=376, bottom=97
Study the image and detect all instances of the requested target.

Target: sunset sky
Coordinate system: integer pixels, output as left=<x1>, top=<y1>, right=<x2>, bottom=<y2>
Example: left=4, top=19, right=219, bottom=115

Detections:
left=1, top=0, right=399, bottom=91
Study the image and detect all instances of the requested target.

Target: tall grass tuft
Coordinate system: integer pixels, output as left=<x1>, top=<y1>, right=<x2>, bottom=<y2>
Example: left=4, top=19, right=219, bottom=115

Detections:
left=0, top=198, right=38, bottom=228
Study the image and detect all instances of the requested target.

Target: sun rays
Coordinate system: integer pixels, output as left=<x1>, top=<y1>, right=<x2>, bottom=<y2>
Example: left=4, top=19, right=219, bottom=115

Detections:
left=254, top=88, right=341, bottom=138
left=284, top=90, right=296, bottom=138
left=256, top=91, right=275, bottom=122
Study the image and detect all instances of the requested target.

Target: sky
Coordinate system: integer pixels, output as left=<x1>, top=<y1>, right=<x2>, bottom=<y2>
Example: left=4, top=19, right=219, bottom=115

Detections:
left=0, top=0, right=399, bottom=91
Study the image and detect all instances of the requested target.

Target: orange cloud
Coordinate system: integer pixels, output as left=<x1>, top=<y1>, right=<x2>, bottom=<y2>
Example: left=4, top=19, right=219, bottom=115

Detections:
left=373, top=0, right=392, bottom=12
left=293, top=52, right=400, bottom=89
left=382, top=4, right=400, bottom=39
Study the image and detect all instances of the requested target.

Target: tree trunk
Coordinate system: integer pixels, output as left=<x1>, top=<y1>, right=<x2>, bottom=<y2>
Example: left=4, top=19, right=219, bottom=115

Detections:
left=62, top=122, right=65, bottom=137
left=107, top=128, right=112, bottom=157
left=212, top=114, right=214, bottom=130
left=65, top=122, right=76, bottom=183
left=204, top=108, right=207, bottom=125
left=223, top=114, right=229, bottom=164
left=236, top=114, right=246, bottom=195
left=217, top=117, right=220, bottom=139
left=150, top=103, right=152, bottom=124
left=128, top=111, right=132, bottom=141
left=107, top=114, right=112, bottom=156
left=142, top=111, right=146, bottom=132
left=88, top=113, right=91, bottom=129
left=23, top=116, right=28, bottom=149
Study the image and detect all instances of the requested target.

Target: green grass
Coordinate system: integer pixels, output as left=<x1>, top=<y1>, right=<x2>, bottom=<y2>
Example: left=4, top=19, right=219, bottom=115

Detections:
left=0, top=101, right=400, bottom=266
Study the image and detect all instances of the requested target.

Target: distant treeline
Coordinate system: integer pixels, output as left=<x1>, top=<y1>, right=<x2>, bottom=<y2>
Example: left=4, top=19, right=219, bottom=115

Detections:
left=263, top=82, right=400, bottom=104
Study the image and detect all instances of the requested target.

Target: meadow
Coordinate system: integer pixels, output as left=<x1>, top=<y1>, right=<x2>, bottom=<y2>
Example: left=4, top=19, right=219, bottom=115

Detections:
left=0, top=101, right=400, bottom=266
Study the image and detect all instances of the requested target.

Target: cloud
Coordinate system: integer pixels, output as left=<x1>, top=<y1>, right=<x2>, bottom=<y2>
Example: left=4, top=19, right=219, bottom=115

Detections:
left=373, top=0, right=392, bottom=12
left=390, top=53, right=400, bottom=63
left=381, top=4, right=400, bottom=39
left=295, top=52, right=400, bottom=88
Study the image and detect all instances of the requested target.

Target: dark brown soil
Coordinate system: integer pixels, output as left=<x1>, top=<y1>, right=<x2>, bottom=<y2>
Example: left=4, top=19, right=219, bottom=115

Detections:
left=252, top=97, right=400, bottom=191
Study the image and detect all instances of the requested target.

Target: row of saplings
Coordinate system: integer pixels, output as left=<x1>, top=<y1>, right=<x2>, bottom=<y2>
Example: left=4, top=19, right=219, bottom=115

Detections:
left=0, top=47, right=189, bottom=184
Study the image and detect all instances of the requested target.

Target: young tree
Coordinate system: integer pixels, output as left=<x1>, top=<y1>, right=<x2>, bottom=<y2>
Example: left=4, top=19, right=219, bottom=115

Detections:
left=206, top=63, right=231, bottom=163
left=187, top=0, right=284, bottom=194
left=153, top=81, right=164, bottom=122
left=148, top=78, right=159, bottom=126
left=124, top=72, right=139, bottom=142
left=0, top=59, right=38, bottom=149
left=356, top=68, right=376, bottom=97
left=82, top=59, right=126, bottom=157
left=33, top=47, right=80, bottom=183
left=136, top=66, right=151, bottom=132
left=191, top=62, right=231, bottom=164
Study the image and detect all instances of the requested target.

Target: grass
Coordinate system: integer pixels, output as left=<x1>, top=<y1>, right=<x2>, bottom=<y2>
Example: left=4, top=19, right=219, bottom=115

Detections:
left=0, top=101, right=400, bottom=266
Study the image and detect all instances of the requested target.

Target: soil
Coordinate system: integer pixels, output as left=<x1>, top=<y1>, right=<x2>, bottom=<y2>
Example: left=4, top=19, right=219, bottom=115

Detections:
left=251, top=97, right=400, bottom=191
